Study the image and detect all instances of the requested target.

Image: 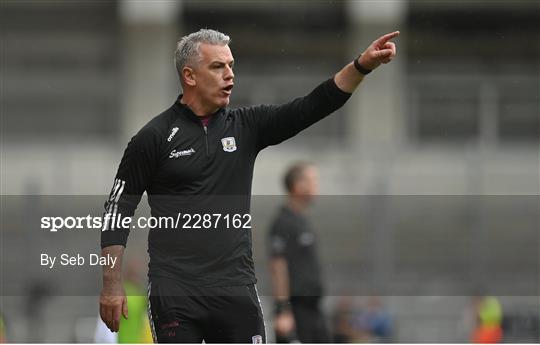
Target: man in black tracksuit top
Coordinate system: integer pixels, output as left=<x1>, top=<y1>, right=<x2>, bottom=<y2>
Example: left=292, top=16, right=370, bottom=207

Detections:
left=99, top=28, right=399, bottom=343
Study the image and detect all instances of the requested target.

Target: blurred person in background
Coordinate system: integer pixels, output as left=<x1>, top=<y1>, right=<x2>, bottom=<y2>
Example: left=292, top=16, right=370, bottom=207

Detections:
left=331, top=296, right=356, bottom=343
left=0, top=313, right=6, bottom=343
left=268, top=162, right=330, bottom=343
left=25, top=281, right=52, bottom=342
left=471, top=296, right=503, bottom=343
left=94, top=318, right=117, bottom=344
left=349, top=296, right=392, bottom=342
left=99, top=28, right=399, bottom=343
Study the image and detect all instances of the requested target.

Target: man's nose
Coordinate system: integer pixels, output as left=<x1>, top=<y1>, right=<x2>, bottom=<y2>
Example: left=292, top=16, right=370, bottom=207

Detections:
left=224, top=66, right=234, bottom=80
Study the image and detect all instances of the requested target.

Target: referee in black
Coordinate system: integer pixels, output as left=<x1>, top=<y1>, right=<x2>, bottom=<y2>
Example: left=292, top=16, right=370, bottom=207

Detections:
left=99, top=28, right=399, bottom=343
left=268, top=162, right=329, bottom=343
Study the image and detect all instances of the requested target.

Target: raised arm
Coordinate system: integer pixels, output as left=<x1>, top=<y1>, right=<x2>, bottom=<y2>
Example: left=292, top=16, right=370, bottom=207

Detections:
left=246, top=31, right=399, bottom=150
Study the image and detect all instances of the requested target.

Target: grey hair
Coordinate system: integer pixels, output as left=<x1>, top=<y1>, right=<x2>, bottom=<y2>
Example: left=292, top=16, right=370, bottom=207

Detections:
left=174, top=29, right=231, bottom=80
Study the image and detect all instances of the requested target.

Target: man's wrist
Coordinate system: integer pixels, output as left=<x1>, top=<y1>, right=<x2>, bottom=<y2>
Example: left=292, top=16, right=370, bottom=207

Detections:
left=102, top=270, right=122, bottom=284
left=274, top=300, right=291, bottom=315
left=353, top=54, right=372, bottom=75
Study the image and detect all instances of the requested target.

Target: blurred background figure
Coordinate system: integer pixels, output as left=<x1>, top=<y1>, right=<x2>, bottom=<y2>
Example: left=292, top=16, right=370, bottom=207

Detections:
left=471, top=296, right=503, bottom=343
left=25, top=280, right=52, bottom=342
left=268, top=162, right=329, bottom=343
left=349, top=296, right=392, bottom=343
left=93, top=318, right=117, bottom=344
left=331, top=296, right=356, bottom=343
left=331, top=296, right=392, bottom=343
left=0, top=313, right=6, bottom=343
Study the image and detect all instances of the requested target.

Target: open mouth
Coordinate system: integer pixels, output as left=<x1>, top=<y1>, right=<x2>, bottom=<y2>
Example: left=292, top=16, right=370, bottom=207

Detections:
left=222, top=84, right=234, bottom=94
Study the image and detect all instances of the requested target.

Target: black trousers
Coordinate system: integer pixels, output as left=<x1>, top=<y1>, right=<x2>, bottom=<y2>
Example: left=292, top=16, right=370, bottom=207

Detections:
left=276, top=296, right=330, bottom=343
left=148, top=277, right=266, bottom=343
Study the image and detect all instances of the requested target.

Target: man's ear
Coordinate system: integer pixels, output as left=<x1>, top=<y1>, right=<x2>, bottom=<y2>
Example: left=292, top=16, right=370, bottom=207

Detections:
left=182, top=67, right=196, bottom=87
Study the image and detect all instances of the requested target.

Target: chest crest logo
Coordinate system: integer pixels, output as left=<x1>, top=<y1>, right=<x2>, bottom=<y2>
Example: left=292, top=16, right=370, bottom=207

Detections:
left=221, top=137, right=237, bottom=152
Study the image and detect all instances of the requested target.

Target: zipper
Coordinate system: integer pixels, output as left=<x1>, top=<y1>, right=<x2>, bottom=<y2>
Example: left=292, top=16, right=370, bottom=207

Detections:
left=203, top=125, right=209, bottom=156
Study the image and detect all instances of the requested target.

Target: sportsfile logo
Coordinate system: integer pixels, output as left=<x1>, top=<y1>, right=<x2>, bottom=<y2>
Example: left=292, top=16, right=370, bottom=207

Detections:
left=167, top=127, right=179, bottom=142
left=169, top=148, right=195, bottom=158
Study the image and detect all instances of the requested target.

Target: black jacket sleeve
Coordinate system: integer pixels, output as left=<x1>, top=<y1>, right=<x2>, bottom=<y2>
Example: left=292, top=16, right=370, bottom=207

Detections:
left=101, top=125, right=160, bottom=248
left=247, top=78, right=351, bottom=151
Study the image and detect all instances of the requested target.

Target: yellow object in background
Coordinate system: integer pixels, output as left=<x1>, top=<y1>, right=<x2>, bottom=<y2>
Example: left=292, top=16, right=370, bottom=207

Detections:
left=0, top=314, right=5, bottom=343
left=118, top=281, right=153, bottom=343
left=478, top=296, right=503, bottom=327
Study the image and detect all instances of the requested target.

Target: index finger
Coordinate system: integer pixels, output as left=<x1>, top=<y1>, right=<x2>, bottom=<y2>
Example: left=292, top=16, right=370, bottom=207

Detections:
left=375, top=31, right=400, bottom=46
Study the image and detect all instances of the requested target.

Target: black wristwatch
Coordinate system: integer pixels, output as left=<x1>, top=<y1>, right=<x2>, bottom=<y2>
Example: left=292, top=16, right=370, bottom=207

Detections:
left=354, top=54, right=372, bottom=75
left=274, top=300, right=291, bottom=315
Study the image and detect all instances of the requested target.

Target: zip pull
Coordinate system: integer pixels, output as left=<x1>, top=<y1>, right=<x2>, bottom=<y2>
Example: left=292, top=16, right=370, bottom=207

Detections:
left=203, top=125, right=209, bottom=156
